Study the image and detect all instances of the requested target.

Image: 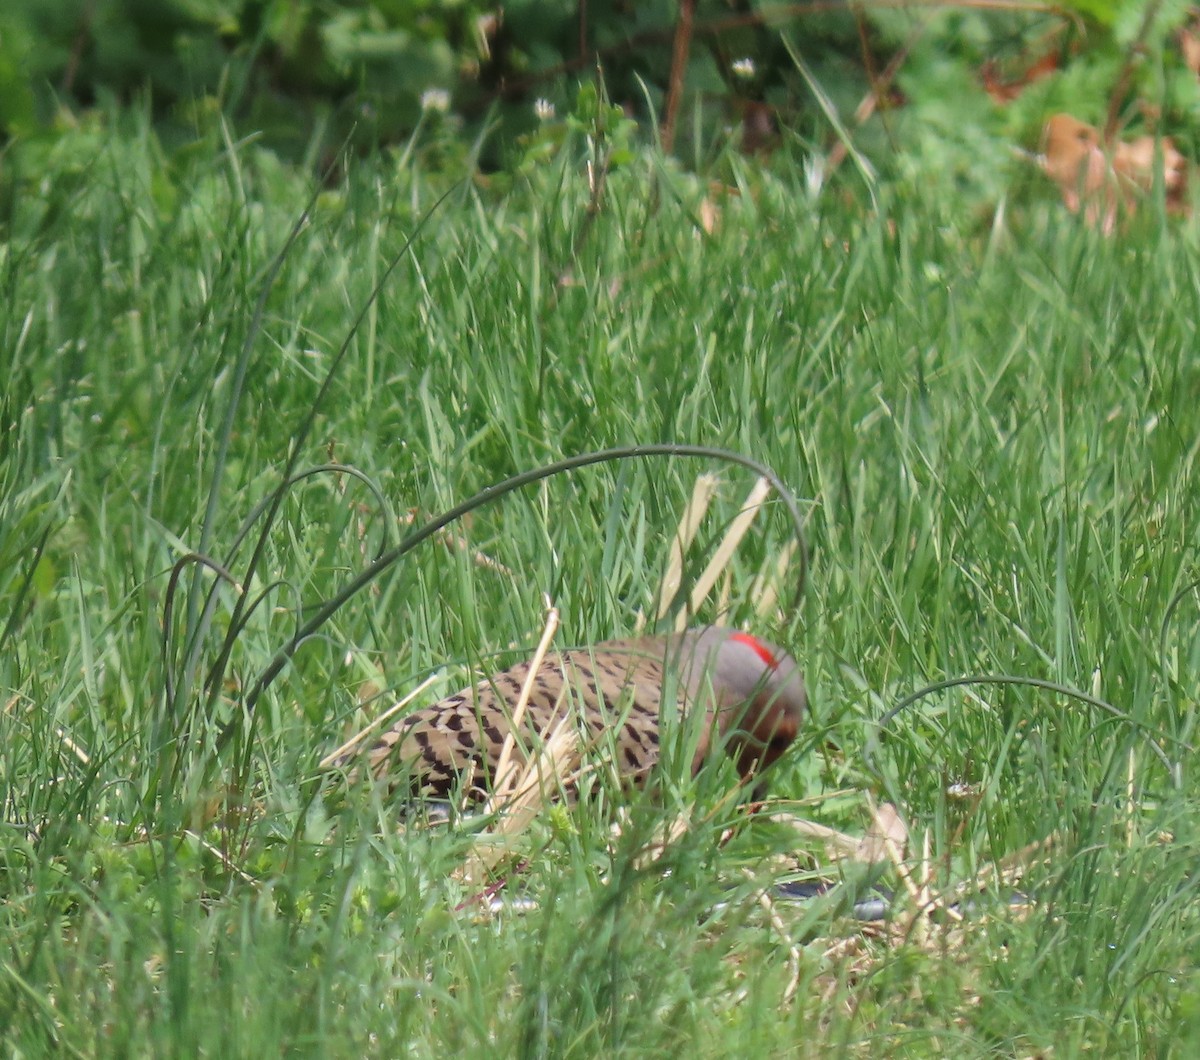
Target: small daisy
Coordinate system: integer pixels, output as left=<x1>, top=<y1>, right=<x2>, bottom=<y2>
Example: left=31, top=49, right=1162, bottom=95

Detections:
left=420, top=88, right=451, bottom=114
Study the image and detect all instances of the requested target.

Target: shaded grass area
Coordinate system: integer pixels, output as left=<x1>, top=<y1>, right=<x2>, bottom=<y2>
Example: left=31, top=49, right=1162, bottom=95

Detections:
left=2, top=111, right=1200, bottom=1054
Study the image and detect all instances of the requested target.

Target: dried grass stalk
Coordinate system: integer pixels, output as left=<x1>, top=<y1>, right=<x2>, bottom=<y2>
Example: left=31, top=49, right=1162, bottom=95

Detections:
left=655, top=473, right=719, bottom=621
left=679, top=476, right=773, bottom=630
left=319, top=671, right=443, bottom=770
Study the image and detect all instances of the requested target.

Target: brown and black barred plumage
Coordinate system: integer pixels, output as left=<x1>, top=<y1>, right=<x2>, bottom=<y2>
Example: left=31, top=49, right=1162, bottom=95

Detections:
left=353, top=626, right=806, bottom=801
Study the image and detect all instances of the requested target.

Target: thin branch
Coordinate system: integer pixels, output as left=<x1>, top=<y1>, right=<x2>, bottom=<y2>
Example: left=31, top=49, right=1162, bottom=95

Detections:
left=661, top=0, right=697, bottom=155
left=1103, top=0, right=1165, bottom=142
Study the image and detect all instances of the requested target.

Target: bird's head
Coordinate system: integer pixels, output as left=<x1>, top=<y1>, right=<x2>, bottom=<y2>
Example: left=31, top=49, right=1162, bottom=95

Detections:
left=679, top=626, right=806, bottom=778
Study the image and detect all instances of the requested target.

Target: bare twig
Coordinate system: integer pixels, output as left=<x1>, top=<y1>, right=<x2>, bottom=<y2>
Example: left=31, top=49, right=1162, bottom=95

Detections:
left=662, top=0, right=697, bottom=155
left=1103, top=0, right=1165, bottom=143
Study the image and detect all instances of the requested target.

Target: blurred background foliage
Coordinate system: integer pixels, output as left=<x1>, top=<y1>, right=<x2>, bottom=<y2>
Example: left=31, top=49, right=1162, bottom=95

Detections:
left=1, top=1, right=1199, bottom=187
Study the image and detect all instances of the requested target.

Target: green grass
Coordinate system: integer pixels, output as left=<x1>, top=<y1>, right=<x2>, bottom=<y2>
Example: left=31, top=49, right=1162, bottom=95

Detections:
left=2, top=108, right=1200, bottom=1056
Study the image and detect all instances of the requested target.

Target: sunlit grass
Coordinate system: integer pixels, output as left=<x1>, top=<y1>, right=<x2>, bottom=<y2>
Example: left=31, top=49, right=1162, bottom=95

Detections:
left=1, top=108, right=1199, bottom=1053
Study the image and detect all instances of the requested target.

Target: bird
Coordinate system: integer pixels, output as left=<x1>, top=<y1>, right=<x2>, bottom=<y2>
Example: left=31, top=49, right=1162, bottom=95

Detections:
left=349, top=626, right=806, bottom=803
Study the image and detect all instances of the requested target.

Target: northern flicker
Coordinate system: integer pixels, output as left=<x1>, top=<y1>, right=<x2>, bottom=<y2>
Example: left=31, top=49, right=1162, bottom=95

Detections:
left=352, top=626, right=805, bottom=802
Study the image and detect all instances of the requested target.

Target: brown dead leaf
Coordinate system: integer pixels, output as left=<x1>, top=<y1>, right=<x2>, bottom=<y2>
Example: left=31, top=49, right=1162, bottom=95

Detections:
left=1039, top=113, right=1190, bottom=231
left=1180, top=21, right=1200, bottom=79
left=1041, top=114, right=1123, bottom=232
left=1114, top=134, right=1188, bottom=211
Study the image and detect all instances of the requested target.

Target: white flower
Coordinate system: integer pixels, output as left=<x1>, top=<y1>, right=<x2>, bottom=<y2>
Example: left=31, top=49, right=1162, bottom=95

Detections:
left=420, top=89, right=451, bottom=114
left=534, top=98, right=555, bottom=121
left=732, top=58, right=756, bottom=79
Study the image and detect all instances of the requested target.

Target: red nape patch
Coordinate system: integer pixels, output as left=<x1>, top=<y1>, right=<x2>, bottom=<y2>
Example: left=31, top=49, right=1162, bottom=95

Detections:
left=730, top=632, right=779, bottom=670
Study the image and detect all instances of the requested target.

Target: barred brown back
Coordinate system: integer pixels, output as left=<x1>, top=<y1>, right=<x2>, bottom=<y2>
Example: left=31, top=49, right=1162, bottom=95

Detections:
left=354, top=626, right=806, bottom=802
